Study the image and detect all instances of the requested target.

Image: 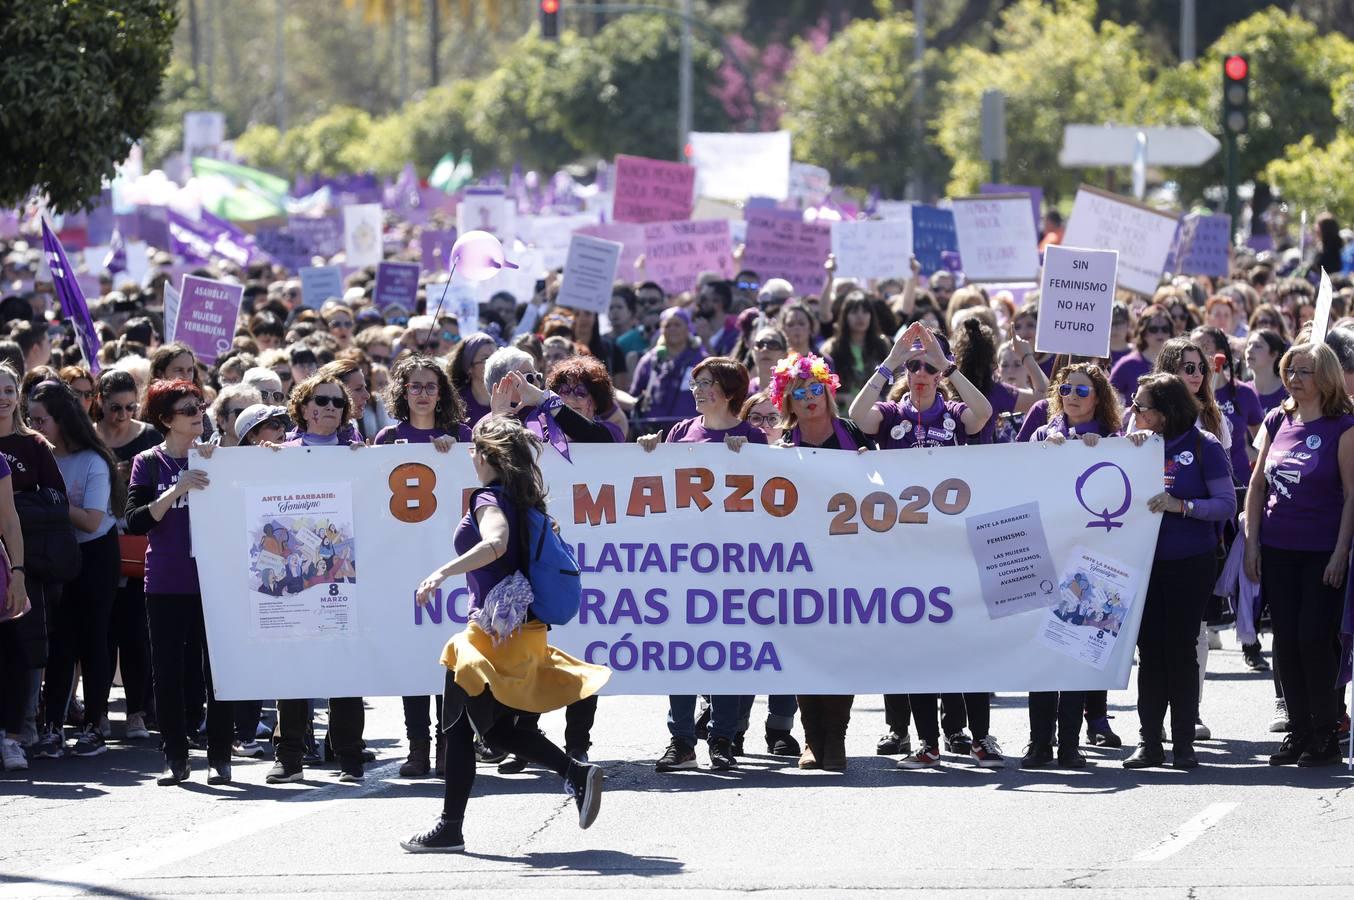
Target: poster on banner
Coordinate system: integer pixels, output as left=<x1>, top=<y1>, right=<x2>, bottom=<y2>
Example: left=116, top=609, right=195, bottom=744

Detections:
left=342, top=204, right=383, bottom=268
left=742, top=209, right=831, bottom=296
left=951, top=195, right=1041, bottom=282
left=612, top=155, right=696, bottom=224
left=1037, top=547, right=1138, bottom=670
left=1169, top=212, right=1231, bottom=277
left=247, top=484, right=357, bottom=639
left=176, top=275, right=243, bottom=364
left=163, top=281, right=181, bottom=341
left=1035, top=245, right=1119, bottom=358
left=830, top=219, right=914, bottom=281
left=456, top=189, right=514, bottom=240
left=1062, top=185, right=1179, bottom=296
left=557, top=235, right=623, bottom=315
left=642, top=220, right=733, bottom=295
left=374, top=261, right=420, bottom=310
left=419, top=229, right=457, bottom=272
left=964, top=501, right=1059, bottom=620
left=910, top=205, right=959, bottom=276
left=688, top=131, right=792, bottom=202
left=299, top=265, right=344, bottom=309
left=191, top=438, right=1164, bottom=700
left=980, top=183, right=1043, bottom=230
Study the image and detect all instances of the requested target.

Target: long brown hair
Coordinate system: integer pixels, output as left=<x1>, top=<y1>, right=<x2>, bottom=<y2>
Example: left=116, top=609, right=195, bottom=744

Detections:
left=472, top=416, right=547, bottom=514
left=1154, top=338, right=1225, bottom=442
left=1048, top=363, right=1123, bottom=435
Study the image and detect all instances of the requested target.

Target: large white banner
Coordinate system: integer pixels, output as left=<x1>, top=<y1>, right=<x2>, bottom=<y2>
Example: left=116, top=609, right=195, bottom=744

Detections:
left=191, top=440, right=1165, bottom=700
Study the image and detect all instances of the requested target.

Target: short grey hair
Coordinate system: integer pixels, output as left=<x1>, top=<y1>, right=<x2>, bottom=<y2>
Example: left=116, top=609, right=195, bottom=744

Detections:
left=211, top=383, right=263, bottom=441
left=242, top=366, right=284, bottom=394
left=484, top=346, right=535, bottom=393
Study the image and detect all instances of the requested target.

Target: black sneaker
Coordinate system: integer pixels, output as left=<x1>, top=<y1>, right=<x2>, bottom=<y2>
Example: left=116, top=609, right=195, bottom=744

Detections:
left=1086, top=717, right=1122, bottom=748
left=654, top=738, right=697, bottom=772
left=71, top=727, right=107, bottom=757
left=731, top=731, right=745, bottom=756
left=694, top=705, right=710, bottom=741
left=1269, top=732, right=1310, bottom=766
left=158, top=757, right=191, bottom=786
left=708, top=736, right=736, bottom=770
left=565, top=746, right=590, bottom=764
left=1297, top=731, right=1340, bottom=767
left=208, top=762, right=232, bottom=785
left=565, top=761, right=603, bottom=829
left=338, top=763, right=364, bottom=782
left=475, top=739, right=508, bottom=765
left=1020, top=743, right=1054, bottom=769
left=400, top=817, right=465, bottom=853
left=766, top=729, right=801, bottom=756
left=302, top=737, right=323, bottom=765
left=266, top=760, right=304, bottom=783
left=944, top=732, right=973, bottom=756
left=31, top=728, right=64, bottom=760
left=1242, top=642, right=1271, bottom=672
left=498, top=755, right=529, bottom=774
left=876, top=731, right=910, bottom=756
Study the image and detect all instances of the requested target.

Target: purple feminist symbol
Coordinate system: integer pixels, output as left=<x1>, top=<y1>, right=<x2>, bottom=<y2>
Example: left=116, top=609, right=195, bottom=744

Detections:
left=1076, top=462, right=1132, bottom=531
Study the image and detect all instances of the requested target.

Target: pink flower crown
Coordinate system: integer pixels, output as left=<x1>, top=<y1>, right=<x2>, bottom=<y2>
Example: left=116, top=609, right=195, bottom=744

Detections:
left=769, top=353, right=840, bottom=411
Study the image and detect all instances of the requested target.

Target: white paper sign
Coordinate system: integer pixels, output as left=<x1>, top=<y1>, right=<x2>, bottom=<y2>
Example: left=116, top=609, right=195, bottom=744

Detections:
left=688, top=131, right=792, bottom=202
left=951, top=194, right=1041, bottom=282
left=426, top=276, right=480, bottom=335
left=519, top=213, right=599, bottom=270
left=830, top=219, right=914, bottom=281
left=124, top=240, right=150, bottom=287
left=1061, top=185, right=1179, bottom=296
left=1035, top=244, right=1120, bottom=358
left=342, top=203, right=383, bottom=268
left=162, top=281, right=181, bottom=342
left=557, top=234, right=623, bottom=315
left=456, top=190, right=515, bottom=241
left=1314, top=270, right=1334, bottom=340
left=184, top=111, right=227, bottom=156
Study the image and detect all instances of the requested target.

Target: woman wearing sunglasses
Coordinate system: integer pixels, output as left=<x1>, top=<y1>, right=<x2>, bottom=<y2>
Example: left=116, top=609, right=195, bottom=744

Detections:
left=279, top=374, right=364, bottom=449
left=1020, top=363, right=1124, bottom=768
left=124, top=379, right=236, bottom=785
left=746, top=326, right=789, bottom=394
left=1123, top=374, right=1236, bottom=770
left=485, top=347, right=617, bottom=450
left=58, top=366, right=95, bottom=418
left=320, top=301, right=356, bottom=350
left=849, top=322, right=998, bottom=770
left=1245, top=342, right=1354, bottom=767
left=771, top=353, right=873, bottom=771
left=1110, top=304, right=1175, bottom=404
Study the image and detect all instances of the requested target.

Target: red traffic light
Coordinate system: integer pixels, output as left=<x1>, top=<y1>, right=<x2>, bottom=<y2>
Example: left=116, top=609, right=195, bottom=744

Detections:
left=1224, top=55, right=1248, bottom=81
left=541, top=0, right=559, bottom=12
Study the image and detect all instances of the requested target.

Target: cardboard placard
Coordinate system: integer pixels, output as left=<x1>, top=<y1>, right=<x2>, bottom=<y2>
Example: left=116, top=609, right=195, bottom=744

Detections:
left=951, top=194, right=1041, bottom=283
left=373, top=261, right=421, bottom=311
left=741, top=209, right=830, bottom=296
left=176, top=275, right=243, bottom=364
left=557, top=235, right=623, bottom=315
left=612, top=155, right=696, bottom=224
left=1034, top=244, right=1119, bottom=359
left=1061, top=185, right=1179, bottom=296
left=830, top=219, right=914, bottom=281
left=342, top=204, right=383, bottom=268
left=298, top=265, right=344, bottom=309
left=641, top=219, right=733, bottom=295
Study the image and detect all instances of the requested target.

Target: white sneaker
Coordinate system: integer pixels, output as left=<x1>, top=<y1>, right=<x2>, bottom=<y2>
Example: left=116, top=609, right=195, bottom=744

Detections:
left=98, top=715, right=111, bottom=739
left=232, top=740, right=264, bottom=758
left=1268, top=698, right=1289, bottom=733
left=16, top=723, right=38, bottom=748
left=1, top=737, right=28, bottom=771
left=125, top=713, right=151, bottom=740
left=1206, top=629, right=1222, bottom=650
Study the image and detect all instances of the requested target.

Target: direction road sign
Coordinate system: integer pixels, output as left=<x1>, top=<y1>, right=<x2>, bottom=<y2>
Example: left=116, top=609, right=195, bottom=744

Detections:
left=1059, top=125, right=1221, bottom=167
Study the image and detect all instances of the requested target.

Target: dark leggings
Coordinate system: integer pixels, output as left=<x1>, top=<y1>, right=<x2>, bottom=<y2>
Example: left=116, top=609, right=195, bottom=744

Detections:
left=441, top=674, right=572, bottom=823
left=0, top=619, right=27, bottom=735
left=1262, top=546, right=1344, bottom=736
left=514, top=695, right=599, bottom=751
left=145, top=592, right=234, bottom=762
left=43, top=529, right=120, bottom=729
left=884, top=694, right=911, bottom=735
left=910, top=692, right=990, bottom=744
left=109, top=576, right=154, bottom=716
left=1136, top=551, right=1214, bottom=746
left=402, top=694, right=444, bottom=743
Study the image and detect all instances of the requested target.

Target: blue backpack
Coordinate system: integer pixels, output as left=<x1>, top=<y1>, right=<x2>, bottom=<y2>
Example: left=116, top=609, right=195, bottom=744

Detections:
left=476, top=488, right=582, bottom=625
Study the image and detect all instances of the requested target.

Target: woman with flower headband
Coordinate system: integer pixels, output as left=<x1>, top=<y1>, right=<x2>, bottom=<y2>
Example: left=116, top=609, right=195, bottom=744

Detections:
left=771, top=352, right=874, bottom=771
left=849, top=322, right=1000, bottom=769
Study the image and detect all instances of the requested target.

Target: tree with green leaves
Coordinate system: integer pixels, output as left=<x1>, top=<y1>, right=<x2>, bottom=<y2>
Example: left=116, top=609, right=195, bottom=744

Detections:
left=0, top=1, right=177, bottom=211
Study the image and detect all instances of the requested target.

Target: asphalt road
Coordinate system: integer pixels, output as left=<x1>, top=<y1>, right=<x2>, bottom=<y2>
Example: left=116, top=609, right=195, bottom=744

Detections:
left=2, top=632, right=1352, bottom=899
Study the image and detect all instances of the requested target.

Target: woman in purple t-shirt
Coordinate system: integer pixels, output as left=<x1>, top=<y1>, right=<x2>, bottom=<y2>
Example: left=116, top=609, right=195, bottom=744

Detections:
left=1245, top=342, right=1354, bottom=767
left=125, top=379, right=235, bottom=786
left=1245, top=329, right=1289, bottom=414
left=1122, top=374, right=1236, bottom=771
left=402, top=417, right=609, bottom=853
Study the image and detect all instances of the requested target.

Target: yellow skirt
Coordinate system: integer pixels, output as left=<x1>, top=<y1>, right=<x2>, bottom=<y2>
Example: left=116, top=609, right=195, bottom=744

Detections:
left=440, top=620, right=610, bottom=715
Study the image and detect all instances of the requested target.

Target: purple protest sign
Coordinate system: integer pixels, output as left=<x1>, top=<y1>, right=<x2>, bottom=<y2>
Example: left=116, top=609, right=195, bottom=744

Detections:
left=641, top=220, right=733, bottom=295
left=374, top=261, right=421, bottom=310
left=287, top=216, right=343, bottom=259
left=420, top=229, right=457, bottom=272
left=1170, top=212, right=1232, bottom=277
left=612, top=155, right=696, bottom=224
left=741, top=209, right=831, bottom=296
left=40, top=219, right=101, bottom=373
left=176, top=275, right=243, bottom=365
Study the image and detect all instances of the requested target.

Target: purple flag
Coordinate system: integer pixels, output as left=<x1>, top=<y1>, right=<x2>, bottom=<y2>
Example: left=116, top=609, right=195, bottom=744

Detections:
left=40, top=219, right=101, bottom=374
left=103, top=227, right=127, bottom=274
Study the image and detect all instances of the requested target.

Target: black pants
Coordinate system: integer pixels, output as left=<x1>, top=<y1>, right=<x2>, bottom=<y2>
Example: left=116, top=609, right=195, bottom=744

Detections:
left=1030, top=691, right=1084, bottom=746
left=402, top=695, right=444, bottom=743
left=884, top=694, right=912, bottom=735
left=276, top=697, right=364, bottom=767
left=1136, top=551, right=1214, bottom=747
left=109, top=575, right=153, bottom=716
left=0, top=619, right=27, bottom=735
left=234, top=701, right=263, bottom=742
left=43, top=529, right=120, bottom=730
left=1084, top=691, right=1108, bottom=720
left=145, top=592, right=234, bottom=762
left=1262, top=546, right=1345, bottom=736
left=441, top=673, right=572, bottom=823
left=513, top=695, right=599, bottom=752
left=911, top=692, right=989, bottom=744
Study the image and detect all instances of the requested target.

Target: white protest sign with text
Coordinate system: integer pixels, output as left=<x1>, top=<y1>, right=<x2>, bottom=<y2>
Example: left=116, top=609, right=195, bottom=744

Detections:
left=830, top=219, right=914, bottom=281
left=1061, top=185, right=1179, bottom=296
left=1035, top=244, right=1119, bottom=358
left=951, top=194, right=1041, bottom=282
left=557, top=234, right=623, bottom=315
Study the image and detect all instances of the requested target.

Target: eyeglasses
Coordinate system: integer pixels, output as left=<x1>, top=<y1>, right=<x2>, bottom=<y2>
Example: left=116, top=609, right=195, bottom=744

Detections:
left=174, top=402, right=207, bottom=417
left=754, top=339, right=786, bottom=351
left=441, top=331, right=459, bottom=344
left=791, top=382, right=827, bottom=401
left=746, top=413, right=778, bottom=428
left=26, top=414, right=49, bottom=428
left=1179, top=362, right=1202, bottom=376
left=736, top=280, right=759, bottom=291
left=259, top=389, right=286, bottom=403
left=105, top=402, right=138, bottom=416
left=1058, top=384, right=1093, bottom=398
left=310, top=394, right=346, bottom=408
left=556, top=383, right=590, bottom=399
left=369, top=355, right=390, bottom=366
left=1130, top=400, right=1155, bottom=414
left=905, top=359, right=939, bottom=375
left=406, top=382, right=439, bottom=396
left=1145, top=324, right=1172, bottom=335
left=1284, top=368, right=1315, bottom=380
left=328, top=319, right=354, bottom=329
left=71, top=388, right=93, bottom=400
left=691, top=378, right=716, bottom=391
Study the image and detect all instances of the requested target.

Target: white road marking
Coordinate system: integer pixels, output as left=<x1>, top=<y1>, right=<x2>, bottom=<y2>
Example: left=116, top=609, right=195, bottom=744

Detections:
left=1133, top=801, right=1238, bottom=862
left=1, top=760, right=403, bottom=900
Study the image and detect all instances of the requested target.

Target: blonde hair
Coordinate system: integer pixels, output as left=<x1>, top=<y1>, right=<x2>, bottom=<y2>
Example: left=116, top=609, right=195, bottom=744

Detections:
left=0, top=363, right=34, bottom=435
left=1281, top=342, right=1354, bottom=418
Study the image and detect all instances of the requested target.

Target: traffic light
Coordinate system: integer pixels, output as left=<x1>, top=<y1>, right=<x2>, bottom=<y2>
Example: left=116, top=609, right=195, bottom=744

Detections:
left=1222, top=53, right=1249, bottom=135
left=540, top=0, right=560, bottom=40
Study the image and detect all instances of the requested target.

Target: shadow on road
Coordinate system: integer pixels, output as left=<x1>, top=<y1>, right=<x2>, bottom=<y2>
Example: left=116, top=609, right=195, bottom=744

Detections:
left=0, top=873, right=153, bottom=898
left=465, top=848, right=684, bottom=877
